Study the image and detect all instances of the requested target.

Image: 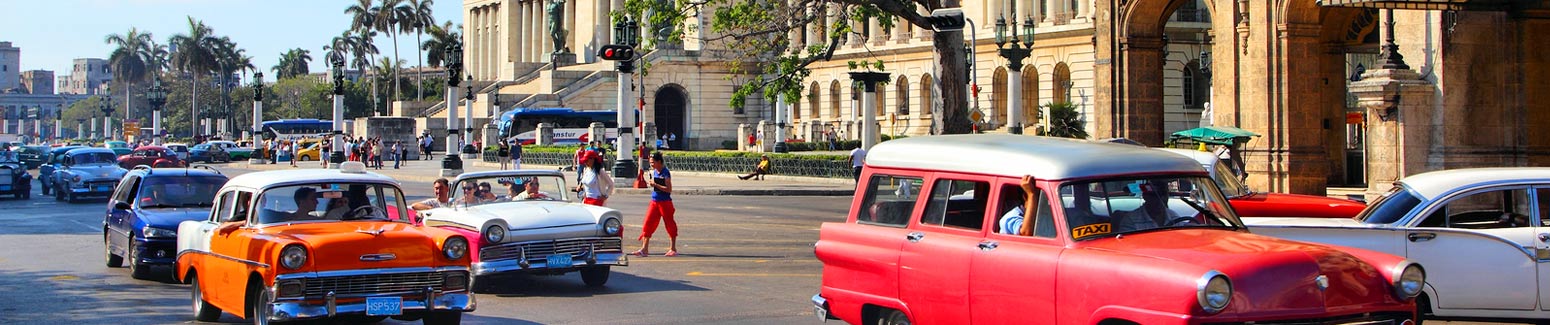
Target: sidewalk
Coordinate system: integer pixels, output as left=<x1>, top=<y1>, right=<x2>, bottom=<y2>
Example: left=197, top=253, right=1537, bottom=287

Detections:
left=218, top=158, right=859, bottom=196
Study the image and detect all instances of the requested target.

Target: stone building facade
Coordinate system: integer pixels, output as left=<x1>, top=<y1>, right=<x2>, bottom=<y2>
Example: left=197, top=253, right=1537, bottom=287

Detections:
left=21, top=70, right=53, bottom=95
left=63, top=58, right=111, bottom=95
left=0, top=42, right=19, bottom=93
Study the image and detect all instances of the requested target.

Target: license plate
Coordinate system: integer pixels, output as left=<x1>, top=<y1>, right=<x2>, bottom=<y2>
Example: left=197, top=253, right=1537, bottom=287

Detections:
left=95, top=186, right=110, bottom=192
left=365, top=296, right=402, bottom=316
left=546, top=254, right=572, bottom=267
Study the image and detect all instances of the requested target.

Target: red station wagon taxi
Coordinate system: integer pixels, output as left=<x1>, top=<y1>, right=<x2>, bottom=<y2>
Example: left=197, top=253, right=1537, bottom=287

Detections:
left=812, top=135, right=1424, bottom=325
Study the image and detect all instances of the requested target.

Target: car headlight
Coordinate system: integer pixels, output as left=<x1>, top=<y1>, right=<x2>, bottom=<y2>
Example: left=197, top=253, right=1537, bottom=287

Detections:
left=142, top=226, right=177, bottom=238
left=603, top=218, right=622, bottom=236
left=280, top=245, right=307, bottom=270
left=1393, top=262, right=1425, bottom=300
left=72, top=175, right=81, bottom=182
left=443, top=236, right=468, bottom=260
left=1197, top=270, right=1232, bottom=314
left=484, top=225, right=505, bottom=244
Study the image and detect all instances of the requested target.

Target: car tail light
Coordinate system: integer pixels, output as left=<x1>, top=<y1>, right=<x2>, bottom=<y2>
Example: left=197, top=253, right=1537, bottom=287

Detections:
left=443, top=272, right=469, bottom=291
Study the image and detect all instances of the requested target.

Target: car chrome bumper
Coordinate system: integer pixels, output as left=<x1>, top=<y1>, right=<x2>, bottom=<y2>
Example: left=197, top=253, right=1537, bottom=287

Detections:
left=267, top=291, right=475, bottom=321
left=812, top=294, right=835, bottom=322
left=472, top=251, right=628, bottom=276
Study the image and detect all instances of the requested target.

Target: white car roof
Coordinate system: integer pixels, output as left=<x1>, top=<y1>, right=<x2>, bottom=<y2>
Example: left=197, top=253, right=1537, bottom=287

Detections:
left=1399, top=167, right=1550, bottom=200
left=455, top=169, right=566, bottom=182
left=223, top=168, right=400, bottom=191
left=866, top=134, right=1206, bottom=180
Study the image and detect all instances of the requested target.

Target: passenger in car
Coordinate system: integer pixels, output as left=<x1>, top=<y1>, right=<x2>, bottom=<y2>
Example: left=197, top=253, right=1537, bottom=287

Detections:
left=1111, top=181, right=1174, bottom=232
left=288, top=187, right=321, bottom=221
left=999, top=176, right=1038, bottom=236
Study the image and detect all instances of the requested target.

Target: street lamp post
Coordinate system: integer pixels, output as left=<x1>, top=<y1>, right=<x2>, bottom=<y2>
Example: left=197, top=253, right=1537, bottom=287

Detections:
left=995, top=14, right=1036, bottom=135
left=146, top=77, right=168, bottom=145
left=330, top=53, right=348, bottom=168
left=463, top=76, right=475, bottom=159
left=250, top=73, right=266, bottom=163
left=440, top=41, right=466, bottom=177
left=602, top=16, right=640, bottom=178
left=100, top=94, right=114, bottom=141
left=76, top=119, right=85, bottom=139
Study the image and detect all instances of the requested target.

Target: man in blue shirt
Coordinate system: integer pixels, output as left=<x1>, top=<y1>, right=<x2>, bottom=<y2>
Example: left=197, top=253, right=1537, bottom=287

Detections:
left=999, top=175, right=1038, bottom=236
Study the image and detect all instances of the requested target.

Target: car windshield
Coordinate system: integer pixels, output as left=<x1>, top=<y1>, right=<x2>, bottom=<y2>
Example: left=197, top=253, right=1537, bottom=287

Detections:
left=106, top=142, right=127, bottom=149
left=1356, top=185, right=1422, bottom=224
left=72, top=152, right=118, bottom=165
left=253, top=183, right=410, bottom=225
left=451, top=175, right=570, bottom=206
left=1059, top=176, right=1241, bottom=240
left=1210, top=160, right=1251, bottom=198
left=138, top=176, right=225, bottom=209
left=0, top=151, right=16, bottom=163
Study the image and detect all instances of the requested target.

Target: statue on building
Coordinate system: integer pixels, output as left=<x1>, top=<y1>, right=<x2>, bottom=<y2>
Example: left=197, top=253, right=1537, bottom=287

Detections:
left=647, top=0, right=677, bottom=44
left=546, top=0, right=569, bottom=54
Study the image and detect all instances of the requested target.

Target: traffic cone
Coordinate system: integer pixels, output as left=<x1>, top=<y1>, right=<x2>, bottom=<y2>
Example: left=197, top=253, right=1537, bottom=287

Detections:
left=634, top=169, right=649, bottom=188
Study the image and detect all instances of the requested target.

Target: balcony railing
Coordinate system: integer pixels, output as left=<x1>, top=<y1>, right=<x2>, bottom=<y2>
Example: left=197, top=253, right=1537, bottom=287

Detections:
left=1172, top=9, right=1210, bottom=23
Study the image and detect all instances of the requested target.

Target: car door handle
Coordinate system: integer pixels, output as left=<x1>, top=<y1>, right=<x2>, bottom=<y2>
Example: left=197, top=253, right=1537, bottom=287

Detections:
left=906, top=232, right=924, bottom=243
left=978, top=241, right=998, bottom=251
left=1408, top=232, right=1437, bottom=242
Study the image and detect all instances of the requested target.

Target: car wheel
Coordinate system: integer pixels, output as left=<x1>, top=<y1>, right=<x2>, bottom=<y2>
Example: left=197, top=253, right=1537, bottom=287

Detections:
left=422, top=311, right=462, bottom=325
left=191, top=272, right=223, bottom=322
left=65, top=191, right=76, bottom=203
left=127, top=236, right=152, bottom=280
left=247, top=280, right=271, bottom=325
left=53, top=185, right=64, bottom=201
left=300, top=155, right=311, bottom=162
left=104, top=234, right=123, bottom=267
left=40, top=181, right=49, bottom=195
left=1415, top=294, right=1431, bottom=325
left=581, top=266, right=611, bottom=287
left=20, top=189, right=28, bottom=199
left=877, top=309, right=910, bottom=325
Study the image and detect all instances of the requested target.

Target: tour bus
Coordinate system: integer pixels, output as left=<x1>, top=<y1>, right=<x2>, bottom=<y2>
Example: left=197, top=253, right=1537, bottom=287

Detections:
left=497, top=107, right=618, bottom=145
left=259, top=119, right=333, bottom=142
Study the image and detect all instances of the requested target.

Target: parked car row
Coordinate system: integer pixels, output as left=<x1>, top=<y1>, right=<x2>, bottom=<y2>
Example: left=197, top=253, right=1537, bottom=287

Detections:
left=78, top=160, right=629, bottom=324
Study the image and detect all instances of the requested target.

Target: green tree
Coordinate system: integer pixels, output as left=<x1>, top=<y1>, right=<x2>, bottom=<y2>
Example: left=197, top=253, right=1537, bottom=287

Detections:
left=346, top=0, right=384, bottom=116
left=408, top=0, right=436, bottom=101
left=169, top=16, right=222, bottom=137
left=381, top=0, right=415, bottom=102
left=273, top=48, right=312, bottom=79
left=421, top=20, right=459, bottom=68
left=212, top=37, right=254, bottom=136
left=104, top=27, right=156, bottom=127
left=1039, top=101, right=1087, bottom=139
left=271, top=77, right=333, bottom=119
left=620, top=0, right=972, bottom=134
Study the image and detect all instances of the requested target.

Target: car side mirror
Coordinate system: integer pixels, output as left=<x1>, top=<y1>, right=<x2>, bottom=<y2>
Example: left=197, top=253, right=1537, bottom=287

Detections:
left=113, top=201, right=132, bottom=210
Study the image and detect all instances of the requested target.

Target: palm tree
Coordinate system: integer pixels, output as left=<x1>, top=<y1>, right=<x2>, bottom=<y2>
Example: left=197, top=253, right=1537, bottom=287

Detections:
left=212, top=37, right=253, bottom=135
left=409, top=0, right=435, bottom=101
left=422, top=21, right=459, bottom=69
left=346, top=0, right=383, bottom=115
left=1040, top=102, right=1088, bottom=139
left=104, top=27, right=155, bottom=128
left=380, top=0, right=414, bottom=102
left=374, top=57, right=407, bottom=107
left=273, top=48, right=312, bottom=79
left=169, top=16, right=220, bottom=138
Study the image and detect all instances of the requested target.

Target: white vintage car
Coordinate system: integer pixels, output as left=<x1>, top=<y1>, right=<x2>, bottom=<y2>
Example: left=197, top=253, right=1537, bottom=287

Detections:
left=1244, top=167, right=1550, bottom=323
left=418, top=170, right=627, bottom=288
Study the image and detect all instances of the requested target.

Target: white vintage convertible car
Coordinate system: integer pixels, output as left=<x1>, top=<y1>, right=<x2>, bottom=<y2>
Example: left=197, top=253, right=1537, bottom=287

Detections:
left=1244, top=167, right=1550, bottom=323
left=418, top=170, right=627, bottom=288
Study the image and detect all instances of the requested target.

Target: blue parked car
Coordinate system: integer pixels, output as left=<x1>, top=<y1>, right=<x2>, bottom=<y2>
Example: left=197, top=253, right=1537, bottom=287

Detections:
left=187, top=143, right=231, bottom=163
left=38, top=146, right=84, bottom=196
left=103, top=166, right=227, bottom=280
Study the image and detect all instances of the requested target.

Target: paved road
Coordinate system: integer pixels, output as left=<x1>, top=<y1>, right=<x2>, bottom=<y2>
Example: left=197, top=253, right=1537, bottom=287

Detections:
left=0, top=167, right=852, bottom=324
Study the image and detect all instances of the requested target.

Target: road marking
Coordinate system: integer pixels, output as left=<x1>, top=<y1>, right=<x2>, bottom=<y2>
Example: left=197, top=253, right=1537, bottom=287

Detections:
left=685, top=271, right=820, bottom=277
left=49, top=275, right=79, bottom=281
left=67, top=219, right=98, bottom=232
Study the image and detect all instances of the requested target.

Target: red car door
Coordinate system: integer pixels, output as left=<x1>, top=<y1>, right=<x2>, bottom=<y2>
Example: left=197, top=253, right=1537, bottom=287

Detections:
left=969, top=181, right=1061, bottom=324
left=897, top=175, right=993, bottom=324
left=818, top=172, right=924, bottom=322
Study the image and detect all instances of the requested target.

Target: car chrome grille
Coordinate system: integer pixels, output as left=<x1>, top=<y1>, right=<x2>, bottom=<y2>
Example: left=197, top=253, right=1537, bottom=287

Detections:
left=479, top=237, right=623, bottom=262
left=1204, top=312, right=1409, bottom=325
left=302, top=271, right=447, bottom=298
left=87, top=181, right=116, bottom=189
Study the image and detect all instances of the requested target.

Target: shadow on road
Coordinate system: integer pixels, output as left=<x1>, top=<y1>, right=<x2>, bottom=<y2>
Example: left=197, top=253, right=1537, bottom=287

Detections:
left=476, top=271, right=708, bottom=298
left=0, top=268, right=188, bottom=324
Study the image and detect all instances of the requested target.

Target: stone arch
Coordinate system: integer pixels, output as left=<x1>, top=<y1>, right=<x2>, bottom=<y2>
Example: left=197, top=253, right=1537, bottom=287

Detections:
left=828, top=80, right=841, bottom=120
left=1101, top=0, right=1225, bottom=145
left=919, top=74, right=934, bottom=117
left=1021, top=65, right=1039, bottom=127
left=1052, top=63, right=1071, bottom=105
left=653, top=83, right=690, bottom=149
left=992, top=67, right=1008, bottom=128
left=896, top=75, right=910, bottom=116
left=808, top=81, right=820, bottom=121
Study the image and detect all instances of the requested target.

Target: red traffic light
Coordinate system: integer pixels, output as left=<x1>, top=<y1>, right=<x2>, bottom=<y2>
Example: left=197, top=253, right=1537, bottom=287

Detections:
left=598, top=45, right=635, bottom=61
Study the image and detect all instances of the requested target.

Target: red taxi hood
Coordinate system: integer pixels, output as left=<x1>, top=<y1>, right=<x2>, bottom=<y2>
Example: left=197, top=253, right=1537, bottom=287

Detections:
left=261, top=221, right=446, bottom=271
left=1230, top=192, right=1366, bottom=219
left=1076, top=229, right=1399, bottom=314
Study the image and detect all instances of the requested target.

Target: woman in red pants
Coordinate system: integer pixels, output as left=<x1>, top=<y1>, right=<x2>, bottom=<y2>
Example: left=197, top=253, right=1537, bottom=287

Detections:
left=633, top=152, right=678, bottom=257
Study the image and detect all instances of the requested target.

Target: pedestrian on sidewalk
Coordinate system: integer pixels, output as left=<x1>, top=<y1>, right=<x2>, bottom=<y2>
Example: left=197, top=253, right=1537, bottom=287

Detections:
left=574, top=151, right=614, bottom=206
left=573, top=144, right=588, bottom=182
left=320, top=139, right=331, bottom=168
left=738, top=154, right=771, bottom=180
left=392, top=141, right=403, bottom=169
left=371, top=139, right=383, bottom=170
left=850, top=146, right=867, bottom=182
left=496, top=139, right=510, bottom=170
left=509, top=137, right=523, bottom=170
left=633, top=152, right=677, bottom=257
left=290, top=138, right=300, bottom=167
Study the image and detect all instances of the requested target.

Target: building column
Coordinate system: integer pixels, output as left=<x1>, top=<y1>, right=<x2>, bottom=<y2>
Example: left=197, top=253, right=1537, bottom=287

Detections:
left=914, top=6, right=932, bottom=40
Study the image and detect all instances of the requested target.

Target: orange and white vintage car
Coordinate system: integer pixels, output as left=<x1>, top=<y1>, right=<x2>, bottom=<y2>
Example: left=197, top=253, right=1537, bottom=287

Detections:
left=175, top=162, right=475, bottom=324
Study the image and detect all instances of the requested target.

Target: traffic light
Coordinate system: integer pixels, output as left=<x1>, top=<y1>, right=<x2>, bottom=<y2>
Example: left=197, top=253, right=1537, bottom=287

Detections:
left=927, top=8, right=966, bottom=32
left=599, top=45, right=635, bottom=61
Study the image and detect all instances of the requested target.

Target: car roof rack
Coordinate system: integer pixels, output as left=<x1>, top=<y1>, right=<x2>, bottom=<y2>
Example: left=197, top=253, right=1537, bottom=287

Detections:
left=132, top=165, right=154, bottom=175
left=189, top=165, right=222, bottom=175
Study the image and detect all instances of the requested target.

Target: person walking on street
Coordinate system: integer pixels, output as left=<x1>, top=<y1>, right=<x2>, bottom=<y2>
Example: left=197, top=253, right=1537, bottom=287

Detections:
left=510, top=137, right=523, bottom=170
left=392, top=141, right=403, bottom=169
left=290, top=138, right=301, bottom=167
left=850, top=146, right=867, bottom=182
left=574, top=151, right=614, bottom=206
left=496, top=140, right=510, bottom=170
left=320, top=139, right=331, bottom=167
left=371, top=139, right=383, bottom=170
left=633, top=152, right=677, bottom=257
left=738, top=154, right=771, bottom=180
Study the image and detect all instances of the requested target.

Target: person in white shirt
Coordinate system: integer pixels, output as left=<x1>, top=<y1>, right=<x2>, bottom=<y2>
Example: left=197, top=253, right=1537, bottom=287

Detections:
left=849, top=146, right=867, bottom=182
left=574, top=152, right=615, bottom=206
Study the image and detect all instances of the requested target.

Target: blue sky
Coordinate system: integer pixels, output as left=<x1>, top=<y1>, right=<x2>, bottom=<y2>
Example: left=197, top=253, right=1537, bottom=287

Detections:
left=2, top=0, right=464, bottom=81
